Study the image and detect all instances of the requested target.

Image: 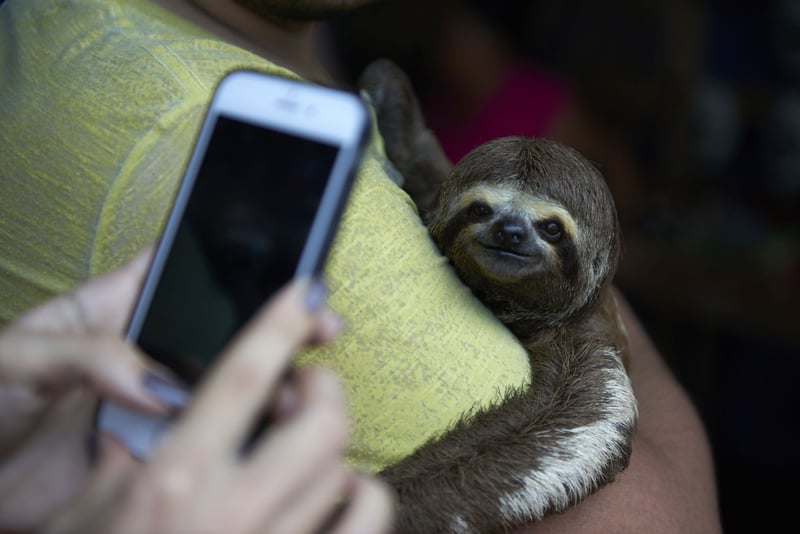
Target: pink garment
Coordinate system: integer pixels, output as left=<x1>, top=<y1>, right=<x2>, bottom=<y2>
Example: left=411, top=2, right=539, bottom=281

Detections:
left=426, top=62, right=572, bottom=163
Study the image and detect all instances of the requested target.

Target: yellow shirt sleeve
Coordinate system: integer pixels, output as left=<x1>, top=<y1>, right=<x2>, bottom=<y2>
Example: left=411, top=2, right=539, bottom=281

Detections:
left=0, top=0, right=531, bottom=473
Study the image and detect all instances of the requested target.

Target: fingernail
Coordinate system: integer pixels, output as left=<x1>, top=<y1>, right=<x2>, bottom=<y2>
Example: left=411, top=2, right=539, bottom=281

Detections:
left=143, top=371, right=190, bottom=409
left=304, top=278, right=328, bottom=312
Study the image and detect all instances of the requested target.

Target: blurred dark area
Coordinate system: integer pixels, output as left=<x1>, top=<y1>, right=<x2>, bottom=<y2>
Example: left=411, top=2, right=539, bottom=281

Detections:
left=324, top=0, right=800, bottom=531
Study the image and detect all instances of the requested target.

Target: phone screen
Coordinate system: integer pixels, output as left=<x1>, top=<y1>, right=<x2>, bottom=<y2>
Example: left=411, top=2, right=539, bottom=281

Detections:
left=132, top=115, right=338, bottom=386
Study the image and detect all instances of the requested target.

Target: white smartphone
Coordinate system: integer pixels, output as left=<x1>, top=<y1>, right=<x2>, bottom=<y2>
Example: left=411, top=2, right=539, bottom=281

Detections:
left=95, top=70, right=370, bottom=458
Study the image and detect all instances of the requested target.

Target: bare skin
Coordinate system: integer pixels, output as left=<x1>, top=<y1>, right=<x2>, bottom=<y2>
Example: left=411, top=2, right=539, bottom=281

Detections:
left=155, top=0, right=379, bottom=82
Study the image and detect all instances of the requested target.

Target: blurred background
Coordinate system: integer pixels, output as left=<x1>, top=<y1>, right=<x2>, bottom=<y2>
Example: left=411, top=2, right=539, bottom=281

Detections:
left=3, top=0, right=793, bottom=529
left=323, top=0, right=799, bottom=531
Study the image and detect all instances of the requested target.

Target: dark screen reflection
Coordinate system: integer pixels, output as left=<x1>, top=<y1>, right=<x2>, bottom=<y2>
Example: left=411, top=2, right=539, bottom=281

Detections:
left=136, top=116, right=338, bottom=385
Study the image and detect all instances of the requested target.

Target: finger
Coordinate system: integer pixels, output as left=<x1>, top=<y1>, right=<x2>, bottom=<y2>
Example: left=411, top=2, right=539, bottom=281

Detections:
left=328, top=473, right=396, bottom=534
left=269, top=373, right=300, bottom=423
left=0, top=330, right=168, bottom=413
left=15, top=247, right=153, bottom=335
left=87, top=435, right=138, bottom=496
left=233, top=367, right=350, bottom=516
left=46, top=436, right=137, bottom=534
left=265, top=461, right=350, bottom=534
left=161, top=279, right=339, bottom=466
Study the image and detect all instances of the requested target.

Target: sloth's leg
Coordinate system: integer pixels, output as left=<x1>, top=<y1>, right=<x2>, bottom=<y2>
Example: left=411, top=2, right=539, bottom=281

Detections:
left=380, top=332, right=637, bottom=533
left=358, top=59, right=452, bottom=217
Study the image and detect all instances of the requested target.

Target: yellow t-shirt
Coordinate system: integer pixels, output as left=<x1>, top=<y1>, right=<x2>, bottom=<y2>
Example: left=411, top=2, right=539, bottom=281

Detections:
left=0, top=0, right=530, bottom=472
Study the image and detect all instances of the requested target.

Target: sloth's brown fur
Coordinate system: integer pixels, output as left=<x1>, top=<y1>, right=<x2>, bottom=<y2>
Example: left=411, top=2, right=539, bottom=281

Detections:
left=359, top=59, right=638, bottom=534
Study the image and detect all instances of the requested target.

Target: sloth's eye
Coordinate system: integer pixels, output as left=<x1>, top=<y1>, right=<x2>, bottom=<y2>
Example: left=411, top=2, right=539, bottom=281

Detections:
left=538, top=220, right=563, bottom=243
left=470, top=202, right=492, bottom=217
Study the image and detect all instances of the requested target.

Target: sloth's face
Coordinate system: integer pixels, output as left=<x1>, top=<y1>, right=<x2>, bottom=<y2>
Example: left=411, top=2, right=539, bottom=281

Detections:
left=436, top=184, right=578, bottom=286
left=430, top=182, right=587, bottom=323
left=426, top=137, right=619, bottom=326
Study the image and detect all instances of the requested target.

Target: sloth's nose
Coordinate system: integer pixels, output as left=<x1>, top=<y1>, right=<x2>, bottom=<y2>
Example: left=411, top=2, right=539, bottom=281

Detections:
left=491, top=219, right=528, bottom=246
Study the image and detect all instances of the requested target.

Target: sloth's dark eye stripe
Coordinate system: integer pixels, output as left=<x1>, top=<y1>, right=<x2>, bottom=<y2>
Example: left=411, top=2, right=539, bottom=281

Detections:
left=555, top=237, right=579, bottom=278
left=437, top=205, right=487, bottom=250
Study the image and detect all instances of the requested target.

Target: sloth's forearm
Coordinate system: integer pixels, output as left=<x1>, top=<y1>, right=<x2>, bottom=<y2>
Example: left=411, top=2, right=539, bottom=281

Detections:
left=381, top=346, right=637, bottom=533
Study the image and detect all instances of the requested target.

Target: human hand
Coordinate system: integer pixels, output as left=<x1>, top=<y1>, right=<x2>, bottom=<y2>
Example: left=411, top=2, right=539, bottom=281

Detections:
left=0, top=251, right=172, bottom=531
left=44, top=280, right=395, bottom=534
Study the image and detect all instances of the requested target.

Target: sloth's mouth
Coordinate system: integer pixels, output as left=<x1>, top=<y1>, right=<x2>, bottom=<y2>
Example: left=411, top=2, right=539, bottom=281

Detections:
left=490, top=248, right=529, bottom=259
left=469, top=243, right=542, bottom=281
left=480, top=244, right=532, bottom=261
left=466, top=230, right=545, bottom=280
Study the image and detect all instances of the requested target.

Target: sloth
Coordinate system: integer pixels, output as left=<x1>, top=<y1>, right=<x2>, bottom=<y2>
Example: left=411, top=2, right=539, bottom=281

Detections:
left=358, top=59, right=638, bottom=534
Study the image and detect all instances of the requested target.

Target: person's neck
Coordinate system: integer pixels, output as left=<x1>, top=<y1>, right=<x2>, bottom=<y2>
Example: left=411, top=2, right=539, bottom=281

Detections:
left=152, top=0, right=328, bottom=82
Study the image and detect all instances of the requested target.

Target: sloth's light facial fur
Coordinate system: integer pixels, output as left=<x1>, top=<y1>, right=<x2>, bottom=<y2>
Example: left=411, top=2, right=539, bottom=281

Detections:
left=447, top=184, right=578, bottom=283
left=447, top=184, right=578, bottom=238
